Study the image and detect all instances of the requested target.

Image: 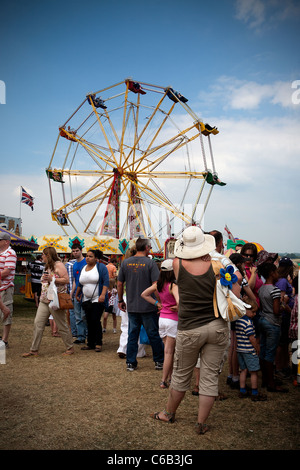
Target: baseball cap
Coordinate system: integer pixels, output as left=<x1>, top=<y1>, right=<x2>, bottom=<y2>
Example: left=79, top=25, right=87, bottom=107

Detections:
left=279, top=257, right=293, bottom=266
left=161, top=259, right=173, bottom=271
left=0, top=232, right=11, bottom=241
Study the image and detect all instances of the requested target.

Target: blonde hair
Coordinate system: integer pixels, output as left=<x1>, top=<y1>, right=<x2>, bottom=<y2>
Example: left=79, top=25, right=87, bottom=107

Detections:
left=243, top=295, right=258, bottom=312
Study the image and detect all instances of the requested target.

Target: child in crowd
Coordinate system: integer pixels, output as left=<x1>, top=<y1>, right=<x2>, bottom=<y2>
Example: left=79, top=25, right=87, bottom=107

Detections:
left=235, top=296, right=267, bottom=401
left=257, top=262, right=289, bottom=393
left=141, top=259, right=179, bottom=389
left=103, top=278, right=118, bottom=333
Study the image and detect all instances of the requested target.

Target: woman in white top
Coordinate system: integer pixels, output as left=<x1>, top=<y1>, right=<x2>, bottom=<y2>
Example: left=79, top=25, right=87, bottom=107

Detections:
left=76, top=249, right=109, bottom=352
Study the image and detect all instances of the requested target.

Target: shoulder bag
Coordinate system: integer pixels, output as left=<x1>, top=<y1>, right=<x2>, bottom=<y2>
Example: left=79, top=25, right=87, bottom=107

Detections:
left=211, top=260, right=250, bottom=322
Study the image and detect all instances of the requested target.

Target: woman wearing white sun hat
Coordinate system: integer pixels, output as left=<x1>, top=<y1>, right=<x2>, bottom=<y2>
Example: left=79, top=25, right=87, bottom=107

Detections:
left=151, top=225, right=229, bottom=434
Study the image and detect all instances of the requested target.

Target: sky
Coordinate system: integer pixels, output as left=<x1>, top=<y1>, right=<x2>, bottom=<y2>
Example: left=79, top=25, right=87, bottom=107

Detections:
left=0, top=0, right=299, bottom=253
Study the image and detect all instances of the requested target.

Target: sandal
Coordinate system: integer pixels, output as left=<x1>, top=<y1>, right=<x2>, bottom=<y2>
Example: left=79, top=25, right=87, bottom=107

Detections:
left=63, top=349, right=74, bottom=356
left=150, top=409, right=175, bottom=423
left=22, top=351, right=38, bottom=358
left=95, top=346, right=102, bottom=352
left=195, top=423, right=209, bottom=435
left=160, top=381, right=169, bottom=389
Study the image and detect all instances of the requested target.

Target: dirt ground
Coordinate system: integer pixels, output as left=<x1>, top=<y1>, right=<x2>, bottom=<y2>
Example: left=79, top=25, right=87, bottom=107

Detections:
left=1, top=296, right=299, bottom=454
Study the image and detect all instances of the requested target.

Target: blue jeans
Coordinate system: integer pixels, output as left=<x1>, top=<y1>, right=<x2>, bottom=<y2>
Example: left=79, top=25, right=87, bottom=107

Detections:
left=127, top=312, right=164, bottom=366
left=69, top=308, right=77, bottom=337
left=73, top=298, right=87, bottom=342
left=259, top=317, right=281, bottom=363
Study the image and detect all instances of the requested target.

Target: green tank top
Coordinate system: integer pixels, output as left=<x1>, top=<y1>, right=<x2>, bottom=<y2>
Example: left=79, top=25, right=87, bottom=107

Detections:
left=177, top=260, right=216, bottom=331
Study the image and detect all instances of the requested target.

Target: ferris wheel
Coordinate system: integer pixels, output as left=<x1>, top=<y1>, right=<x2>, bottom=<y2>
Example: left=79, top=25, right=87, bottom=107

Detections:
left=46, top=79, right=225, bottom=251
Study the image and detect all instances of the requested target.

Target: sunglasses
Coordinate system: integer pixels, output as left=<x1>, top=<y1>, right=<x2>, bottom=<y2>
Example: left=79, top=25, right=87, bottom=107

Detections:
left=244, top=254, right=254, bottom=258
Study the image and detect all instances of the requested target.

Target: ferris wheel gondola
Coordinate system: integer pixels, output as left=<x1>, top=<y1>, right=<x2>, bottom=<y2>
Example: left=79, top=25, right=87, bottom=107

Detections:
left=46, top=79, right=225, bottom=251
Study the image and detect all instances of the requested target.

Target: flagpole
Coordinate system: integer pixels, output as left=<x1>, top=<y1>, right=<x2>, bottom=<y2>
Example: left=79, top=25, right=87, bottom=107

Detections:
left=19, top=186, right=22, bottom=218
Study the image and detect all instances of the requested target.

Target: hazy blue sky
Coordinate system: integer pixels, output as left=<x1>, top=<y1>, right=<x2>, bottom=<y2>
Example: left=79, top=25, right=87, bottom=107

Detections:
left=0, top=0, right=299, bottom=252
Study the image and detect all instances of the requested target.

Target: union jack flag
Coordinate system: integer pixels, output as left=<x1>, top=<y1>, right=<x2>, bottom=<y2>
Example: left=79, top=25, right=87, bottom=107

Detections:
left=21, top=186, right=34, bottom=211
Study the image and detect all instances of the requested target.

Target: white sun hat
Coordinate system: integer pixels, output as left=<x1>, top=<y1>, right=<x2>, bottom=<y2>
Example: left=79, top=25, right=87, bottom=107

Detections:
left=174, top=226, right=216, bottom=259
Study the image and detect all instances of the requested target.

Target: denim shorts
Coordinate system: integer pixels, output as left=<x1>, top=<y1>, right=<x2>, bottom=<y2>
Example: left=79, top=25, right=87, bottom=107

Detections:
left=171, top=318, right=229, bottom=396
left=259, top=316, right=281, bottom=363
left=237, top=352, right=260, bottom=371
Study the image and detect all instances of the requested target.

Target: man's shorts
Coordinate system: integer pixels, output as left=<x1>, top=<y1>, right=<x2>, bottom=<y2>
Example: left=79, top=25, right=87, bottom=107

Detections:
left=31, top=282, right=42, bottom=296
left=0, top=287, right=14, bottom=325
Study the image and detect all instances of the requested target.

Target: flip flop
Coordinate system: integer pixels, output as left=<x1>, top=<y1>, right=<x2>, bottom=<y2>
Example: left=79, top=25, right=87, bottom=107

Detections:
left=150, top=410, right=175, bottom=423
left=62, top=349, right=74, bottom=356
left=195, top=423, right=209, bottom=435
left=159, top=381, right=169, bottom=389
left=22, top=351, right=38, bottom=357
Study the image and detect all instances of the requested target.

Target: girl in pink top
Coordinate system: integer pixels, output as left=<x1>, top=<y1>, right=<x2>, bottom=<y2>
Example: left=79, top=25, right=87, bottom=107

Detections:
left=141, top=259, right=179, bottom=388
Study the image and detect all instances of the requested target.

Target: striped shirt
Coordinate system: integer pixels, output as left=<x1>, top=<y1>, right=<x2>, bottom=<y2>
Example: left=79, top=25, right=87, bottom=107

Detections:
left=65, top=259, right=76, bottom=293
left=0, top=247, right=17, bottom=291
left=235, top=315, right=256, bottom=354
left=259, top=284, right=282, bottom=327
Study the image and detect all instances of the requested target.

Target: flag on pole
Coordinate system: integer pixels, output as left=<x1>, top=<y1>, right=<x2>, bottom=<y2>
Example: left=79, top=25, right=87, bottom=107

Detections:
left=224, top=224, right=234, bottom=241
left=21, top=187, right=34, bottom=211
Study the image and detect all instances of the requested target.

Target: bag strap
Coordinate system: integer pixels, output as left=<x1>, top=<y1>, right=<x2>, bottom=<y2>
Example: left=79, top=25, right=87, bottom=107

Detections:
left=211, top=260, right=223, bottom=318
left=213, top=281, right=219, bottom=318
left=211, top=259, right=223, bottom=278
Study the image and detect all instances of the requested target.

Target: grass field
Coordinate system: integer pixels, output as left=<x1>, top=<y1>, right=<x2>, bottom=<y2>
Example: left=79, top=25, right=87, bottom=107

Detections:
left=1, top=295, right=299, bottom=453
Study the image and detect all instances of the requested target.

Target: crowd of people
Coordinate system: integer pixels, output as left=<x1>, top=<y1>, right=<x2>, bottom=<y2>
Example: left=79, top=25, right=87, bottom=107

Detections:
left=0, top=227, right=298, bottom=436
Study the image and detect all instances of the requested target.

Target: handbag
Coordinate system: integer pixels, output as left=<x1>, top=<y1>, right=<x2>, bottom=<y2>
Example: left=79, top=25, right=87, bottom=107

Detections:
left=81, top=282, right=98, bottom=313
left=58, top=292, right=74, bottom=310
left=212, top=260, right=250, bottom=322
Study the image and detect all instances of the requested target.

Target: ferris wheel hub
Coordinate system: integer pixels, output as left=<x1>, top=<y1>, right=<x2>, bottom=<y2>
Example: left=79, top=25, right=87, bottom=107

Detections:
left=114, top=167, right=124, bottom=176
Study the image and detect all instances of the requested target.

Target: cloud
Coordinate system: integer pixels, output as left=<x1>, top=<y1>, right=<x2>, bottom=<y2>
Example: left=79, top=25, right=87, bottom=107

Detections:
left=235, top=0, right=300, bottom=31
left=235, top=0, right=265, bottom=29
left=199, top=76, right=300, bottom=111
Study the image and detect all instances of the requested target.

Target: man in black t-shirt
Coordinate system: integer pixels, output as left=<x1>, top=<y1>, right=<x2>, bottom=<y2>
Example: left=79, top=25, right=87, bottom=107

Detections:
left=118, top=238, right=164, bottom=371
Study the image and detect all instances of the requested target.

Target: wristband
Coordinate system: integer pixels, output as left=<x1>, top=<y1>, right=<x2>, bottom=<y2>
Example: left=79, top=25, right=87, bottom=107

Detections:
left=118, top=300, right=124, bottom=303
left=154, top=300, right=158, bottom=306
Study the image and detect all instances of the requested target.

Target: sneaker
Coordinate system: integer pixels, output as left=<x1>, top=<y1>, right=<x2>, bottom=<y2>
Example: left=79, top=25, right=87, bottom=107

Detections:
left=102, top=328, right=106, bottom=333
left=113, top=329, right=117, bottom=334
left=155, top=362, right=163, bottom=370
left=230, top=380, right=240, bottom=389
left=251, top=392, right=267, bottom=402
left=127, top=363, right=137, bottom=371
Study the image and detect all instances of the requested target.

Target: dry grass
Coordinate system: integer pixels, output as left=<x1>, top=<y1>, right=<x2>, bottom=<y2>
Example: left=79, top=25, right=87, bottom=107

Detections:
left=1, top=295, right=299, bottom=451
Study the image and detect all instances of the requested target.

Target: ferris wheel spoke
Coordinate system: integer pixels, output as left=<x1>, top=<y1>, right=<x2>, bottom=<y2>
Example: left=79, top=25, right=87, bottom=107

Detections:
left=123, top=89, right=169, bottom=168
left=130, top=123, right=199, bottom=174
left=131, top=177, right=192, bottom=224
left=86, top=96, right=119, bottom=167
